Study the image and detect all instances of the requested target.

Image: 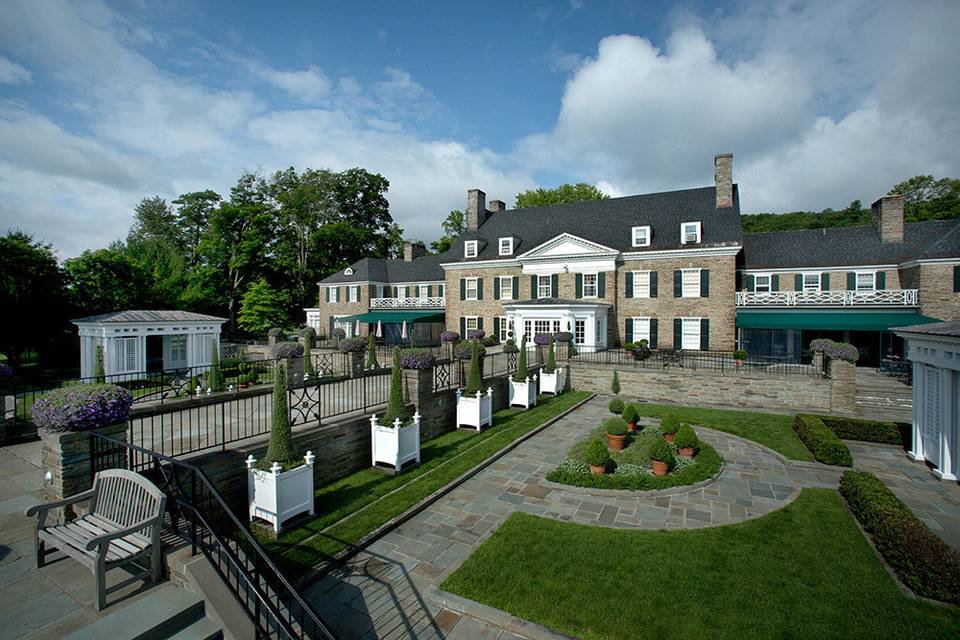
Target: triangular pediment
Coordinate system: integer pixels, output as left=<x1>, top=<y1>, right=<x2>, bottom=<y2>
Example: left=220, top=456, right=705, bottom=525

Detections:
left=517, top=233, right=617, bottom=260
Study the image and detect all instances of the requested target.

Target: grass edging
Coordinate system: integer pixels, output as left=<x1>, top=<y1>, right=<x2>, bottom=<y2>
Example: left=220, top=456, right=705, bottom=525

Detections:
left=296, top=391, right=595, bottom=586
left=425, top=584, right=574, bottom=640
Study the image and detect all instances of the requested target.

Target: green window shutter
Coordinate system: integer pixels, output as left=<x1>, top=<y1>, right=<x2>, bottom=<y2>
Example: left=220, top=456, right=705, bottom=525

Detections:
left=795, top=274, right=803, bottom=290
left=876, top=271, right=886, bottom=290
left=772, top=275, right=780, bottom=292
left=460, top=317, right=466, bottom=337
left=551, top=274, right=559, bottom=298
left=673, top=319, right=682, bottom=349
left=625, top=318, right=633, bottom=343
left=625, top=272, right=633, bottom=298
left=460, top=278, right=466, bottom=300
left=823, top=273, right=830, bottom=291
left=650, top=319, right=658, bottom=348
left=494, top=277, right=500, bottom=300
left=598, top=272, right=606, bottom=298
left=673, top=270, right=682, bottom=297
left=404, top=286, right=410, bottom=298
left=439, top=285, right=444, bottom=298
left=427, top=285, right=432, bottom=297
left=847, top=272, right=856, bottom=290
left=477, top=317, right=484, bottom=330
left=746, top=274, right=755, bottom=292
left=575, top=273, right=583, bottom=298
left=530, top=275, right=537, bottom=298
left=337, top=287, right=342, bottom=302
left=494, top=317, right=500, bottom=336
left=477, top=278, right=484, bottom=300
left=700, top=319, right=709, bottom=351
left=512, top=276, right=518, bottom=298
left=954, top=266, right=960, bottom=292
left=650, top=272, right=658, bottom=298
left=700, top=269, right=709, bottom=297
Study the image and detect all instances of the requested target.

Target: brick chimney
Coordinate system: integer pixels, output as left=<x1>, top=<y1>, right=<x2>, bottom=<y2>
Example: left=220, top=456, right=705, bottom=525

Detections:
left=467, top=188, right=487, bottom=231
left=714, top=153, right=733, bottom=208
left=488, top=199, right=506, bottom=213
left=402, top=241, right=426, bottom=262
left=872, top=194, right=904, bottom=243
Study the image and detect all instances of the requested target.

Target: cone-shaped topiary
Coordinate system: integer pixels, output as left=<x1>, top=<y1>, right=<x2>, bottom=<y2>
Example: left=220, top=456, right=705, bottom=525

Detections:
left=516, top=336, right=529, bottom=380
left=611, top=370, right=621, bottom=395
left=567, top=340, right=578, bottom=357
left=94, top=345, right=105, bottom=383
left=381, top=347, right=411, bottom=426
left=259, top=363, right=300, bottom=469
left=543, top=334, right=557, bottom=374
left=649, top=436, right=675, bottom=469
left=304, top=338, right=316, bottom=379
left=366, top=334, right=380, bottom=368
left=674, top=424, right=699, bottom=451
left=207, top=342, right=225, bottom=391
left=464, top=339, right=484, bottom=395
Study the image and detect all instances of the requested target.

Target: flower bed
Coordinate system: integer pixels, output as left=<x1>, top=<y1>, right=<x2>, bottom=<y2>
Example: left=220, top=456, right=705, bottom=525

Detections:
left=839, top=470, right=960, bottom=605
left=546, top=422, right=722, bottom=491
left=793, top=414, right=853, bottom=466
left=32, top=384, right=133, bottom=431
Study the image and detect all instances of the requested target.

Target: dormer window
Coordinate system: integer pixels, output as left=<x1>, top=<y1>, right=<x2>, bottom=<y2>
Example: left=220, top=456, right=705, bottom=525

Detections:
left=681, top=221, right=702, bottom=244
left=631, top=225, right=651, bottom=247
left=464, top=240, right=478, bottom=258
left=499, top=237, right=513, bottom=255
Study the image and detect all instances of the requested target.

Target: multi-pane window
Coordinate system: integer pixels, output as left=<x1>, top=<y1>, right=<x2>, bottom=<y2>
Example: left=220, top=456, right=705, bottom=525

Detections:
left=681, top=318, right=701, bottom=350
left=574, top=319, right=585, bottom=345
left=497, top=316, right=509, bottom=342
left=169, top=335, right=187, bottom=363
left=499, top=276, right=514, bottom=300
left=802, top=273, right=821, bottom=292
left=349, top=286, right=359, bottom=302
left=465, top=278, right=479, bottom=300
left=418, top=285, right=429, bottom=298
left=533, top=319, right=559, bottom=336
left=537, top=275, right=552, bottom=299
left=681, top=269, right=701, bottom=298
left=499, top=238, right=513, bottom=255
left=397, top=286, right=408, bottom=300
left=754, top=274, right=771, bottom=293
left=681, top=221, right=701, bottom=244
left=631, top=226, right=651, bottom=247
left=465, top=316, right=479, bottom=332
left=326, top=286, right=337, bottom=302
left=632, top=317, right=651, bottom=343
left=114, top=337, right=137, bottom=373
left=632, top=271, right=650, bottom=298
left=582, top=273, right=598, bottom=298
left=856, top=272, right=876, bottom=291
left=464, top=241, right=478, bottom=258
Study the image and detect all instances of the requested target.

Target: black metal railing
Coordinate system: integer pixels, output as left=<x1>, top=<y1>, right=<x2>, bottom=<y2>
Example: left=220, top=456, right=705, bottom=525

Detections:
left=287, top=370, right=392, bottom=427
left=568, top=348, right=824, bottom=378
left=89, top=432, right=336, bottom=640
left=432, top=348, right=542, bottom=392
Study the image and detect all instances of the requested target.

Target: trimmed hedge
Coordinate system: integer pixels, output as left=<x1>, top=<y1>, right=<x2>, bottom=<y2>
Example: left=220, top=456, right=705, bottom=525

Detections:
left=793, top=415, right=853, bottom=466
left=810, top=414, right=904, bottom=446
left=839, top=470, right=960, bottom=605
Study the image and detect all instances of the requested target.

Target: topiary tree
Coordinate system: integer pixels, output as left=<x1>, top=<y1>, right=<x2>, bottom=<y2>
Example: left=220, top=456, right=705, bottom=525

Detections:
left=365, top=333, right=379, bottom=368
left=94, top=345, right=105, bottom=383
left=608, top=397, right=625, bottom=414
left=543, top=335, right=557, bottom=374
left=381, top=347, right=412, bottom=426
left=302, top=326, right=316, bottom=349
left=516, top=336, right=529, bottom=380
left=464, top=339, right=484, bottom=395
left=260, top=362, right=300, bottom=469
left=207, top=342, right=225, bottom=391
left=611, top=370, right=621, bottom=395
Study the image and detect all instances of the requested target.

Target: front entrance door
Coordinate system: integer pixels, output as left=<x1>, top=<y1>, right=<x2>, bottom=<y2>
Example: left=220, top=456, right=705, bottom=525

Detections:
left=922, top=364, right=941, bottom=463
left=146, top=335, right=164, bottom=373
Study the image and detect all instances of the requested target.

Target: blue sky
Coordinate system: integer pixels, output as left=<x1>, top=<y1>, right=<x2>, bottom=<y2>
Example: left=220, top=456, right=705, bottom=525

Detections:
left=1, top=0, right=958, bottom=257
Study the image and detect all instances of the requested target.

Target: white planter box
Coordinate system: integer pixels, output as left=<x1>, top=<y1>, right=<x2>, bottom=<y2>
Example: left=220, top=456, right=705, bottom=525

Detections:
left=371, top=412, right=421, bottom=472
left=457, top=388, right=493, bottom=431
left=509, top=375, right=538, bottom=409
left=246, top=452, right=315, bottom=533
left=539, top=369, right=564, bottom=395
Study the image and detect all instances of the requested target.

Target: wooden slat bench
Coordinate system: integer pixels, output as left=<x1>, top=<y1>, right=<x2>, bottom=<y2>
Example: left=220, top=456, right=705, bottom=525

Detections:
left=26, top=469, right=167, bottom=610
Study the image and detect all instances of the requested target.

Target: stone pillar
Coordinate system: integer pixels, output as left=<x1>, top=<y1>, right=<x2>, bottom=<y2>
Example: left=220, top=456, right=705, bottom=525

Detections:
left=285, top=357, right=305, bottom=384
left=813, top=351, right=825, bottom=376
left=403, top=368, right=434, bottom=406
left=829, top=359, right=857, bottom=414
left=350, top=352, right=365, bottom=378
left=40, top=422, right=129, bottom=523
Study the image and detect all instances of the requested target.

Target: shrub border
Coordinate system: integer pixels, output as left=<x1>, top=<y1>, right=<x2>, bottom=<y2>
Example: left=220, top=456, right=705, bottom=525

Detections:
left=803, top=413, right=906, bottom=447
left=793, top=414, right=853, bottom=466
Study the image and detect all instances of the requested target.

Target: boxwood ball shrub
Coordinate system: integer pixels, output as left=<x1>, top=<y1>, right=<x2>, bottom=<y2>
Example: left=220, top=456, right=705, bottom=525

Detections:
left=440, top=331, right=460, bottom=344
left=794, top=415, right=853, bottom=466
left=839, top=470, right=960, bottom=604
left=399, top=348, right=436, bottom=370
left=482, top=334, right=500, bottom=347
left=338, top=337, right=368, bottom=353
left=608, top=398, right=625, bottom=415
left=660, top=414, right=680, bottom=435
left=271, top=342, right=304, bottom=359
left=502, top=338, right=519, bottom=354
left=621, top=404, right=640, bottom=425
left=584, top=438, right=611, bottom=468
left=32, top=384, right=134, bottom=432
left=603, top=417, right=628, bottom=436
left=648, top=437, right=676, bottom=469
left=733, top=349, right=748, bottom=361
left=674, top=424, right=699, bottom=451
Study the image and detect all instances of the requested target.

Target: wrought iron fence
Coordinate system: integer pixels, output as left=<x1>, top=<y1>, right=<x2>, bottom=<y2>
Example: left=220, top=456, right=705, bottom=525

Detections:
left=569, top=348, right=824, bottom=378
left=431, top=347, right=541, bottom=392
left=89, top=432, right=337, bottom=640
left=288, top=370, right=392, bottom=427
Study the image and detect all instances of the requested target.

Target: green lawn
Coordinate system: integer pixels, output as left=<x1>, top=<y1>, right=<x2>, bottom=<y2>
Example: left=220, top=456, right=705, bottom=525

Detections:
left=630, top=402, right=813, bottom=461
left=442, top=490, right=960, bottom=640
left=266, top=391, right=591, bottom=577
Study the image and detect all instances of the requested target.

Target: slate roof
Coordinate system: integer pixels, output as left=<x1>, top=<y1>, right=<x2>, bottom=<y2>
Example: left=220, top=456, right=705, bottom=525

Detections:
left=895, top=320, right=960, bottom=338
left=73, top=310, right=226, bottom=324
left=319, top=255, right=445, bottom=285
left=742, top=219, right=960, bottom=269
left=443, top=185, right=742, bottom=262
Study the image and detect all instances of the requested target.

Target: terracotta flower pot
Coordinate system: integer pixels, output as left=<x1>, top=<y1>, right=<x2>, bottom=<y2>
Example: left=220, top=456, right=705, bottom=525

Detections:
left=606, top=433, right=626, bottom=452
left=627, top=421, right=637, bottom=432
left=678, top=447, right=695, bottom=459
left=589, top=464, right=606, bottom=475
left=736, top=359, right=744, bottom=367
left=651, top=460, right=669, bottom=476
left=664, top=433, right=675, bottom=444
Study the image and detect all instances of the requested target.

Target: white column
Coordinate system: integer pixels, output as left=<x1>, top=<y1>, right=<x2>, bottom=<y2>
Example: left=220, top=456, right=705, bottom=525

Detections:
left=909, top=362, right=925, bottom=462
left=935, top=369, right=957, bottom=481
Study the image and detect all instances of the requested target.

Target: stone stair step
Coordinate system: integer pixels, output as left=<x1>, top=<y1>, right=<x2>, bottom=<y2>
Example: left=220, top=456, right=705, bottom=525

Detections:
left=165, top=616, right=223, bottom=640
left=64, top=584, right=210, bottom=640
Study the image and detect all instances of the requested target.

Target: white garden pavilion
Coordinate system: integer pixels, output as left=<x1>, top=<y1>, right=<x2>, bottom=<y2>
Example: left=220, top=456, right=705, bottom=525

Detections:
left=73, top=310, right=227, bottom=380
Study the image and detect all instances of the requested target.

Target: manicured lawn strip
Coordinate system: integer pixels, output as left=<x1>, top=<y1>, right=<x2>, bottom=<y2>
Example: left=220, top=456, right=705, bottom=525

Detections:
left=630, top=402, right=813, bottom=461
left=442, top=490, right=960, bottom=640
left=268, top=391, right=590, bottom=576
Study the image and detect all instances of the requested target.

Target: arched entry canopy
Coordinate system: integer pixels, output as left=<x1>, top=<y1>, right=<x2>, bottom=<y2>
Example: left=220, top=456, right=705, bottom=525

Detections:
left=73, top=310, right=227, bottom=380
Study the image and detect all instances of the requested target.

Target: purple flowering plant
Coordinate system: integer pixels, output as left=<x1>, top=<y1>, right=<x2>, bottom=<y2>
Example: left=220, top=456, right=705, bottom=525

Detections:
left=271, top=342, right=304, bottom=359
left=440, top=331, right=460, bottom=344
left=810, top=338, right=860, bottom=363
left=533, top=333, right=551, bottom=346
left=454, top=341, right=486, bottom=360
left=467, top=330, right=485, bottom=340
left=399, top=348, right=437, bottom=370
left=32, top=384, right=133, bottom=432
left=554, top=332, right=574, bottom=343
left=338, top=337, right=368, bottom=353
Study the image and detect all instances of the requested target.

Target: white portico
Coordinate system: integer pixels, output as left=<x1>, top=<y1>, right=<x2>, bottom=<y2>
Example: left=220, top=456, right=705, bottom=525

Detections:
left=897, top=321, right=960, bottom=482
left=73, top=310, right=227, bottom=380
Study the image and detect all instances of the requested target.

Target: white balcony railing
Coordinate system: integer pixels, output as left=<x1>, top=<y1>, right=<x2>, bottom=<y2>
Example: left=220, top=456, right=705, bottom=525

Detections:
left=370, top=296, right=446, bottom=309
left=736, top=289, right=919, bottom=307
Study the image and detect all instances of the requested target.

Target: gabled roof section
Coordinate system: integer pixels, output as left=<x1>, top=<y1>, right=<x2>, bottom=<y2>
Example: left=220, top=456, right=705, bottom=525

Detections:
left=319, top=255, right=445, bottom=285
left=517, top=233, right=618, bottom=260
left=742, top=219, right=960, bottom=270
left=73, top=310, right=226, bottom=324
left=445, top=185, right=742, bottom=263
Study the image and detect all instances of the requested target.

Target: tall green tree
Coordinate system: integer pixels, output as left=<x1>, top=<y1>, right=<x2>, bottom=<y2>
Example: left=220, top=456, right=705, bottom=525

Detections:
left=515, top=183, right=609, bottom=209
left=173, top=190, right=221, bottom=266
left=431, top=209, right=465, bottom=254
left=64, top=246, right=154, bottom=316
left=128, top=196, right=180, bottom=247
left=238, top=279, right=288, bottom=334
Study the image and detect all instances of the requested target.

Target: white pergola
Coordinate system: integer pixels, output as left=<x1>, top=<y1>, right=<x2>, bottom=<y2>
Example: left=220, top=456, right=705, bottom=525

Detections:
left=897, top=321, right=960, bottom=482
left=73, top=310, right=227, bottom=380
left=504, top=300, right=610, bottom=353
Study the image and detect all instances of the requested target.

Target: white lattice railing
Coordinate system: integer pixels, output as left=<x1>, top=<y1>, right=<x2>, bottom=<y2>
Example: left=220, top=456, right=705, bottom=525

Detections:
left=736, top=289, right=919, bottom=307
left=370, top=297, right=446, bottom=309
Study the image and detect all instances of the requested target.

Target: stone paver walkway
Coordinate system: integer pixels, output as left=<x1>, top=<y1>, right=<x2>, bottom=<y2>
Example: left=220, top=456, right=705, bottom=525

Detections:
left=302, top=396, right=843, bottom=639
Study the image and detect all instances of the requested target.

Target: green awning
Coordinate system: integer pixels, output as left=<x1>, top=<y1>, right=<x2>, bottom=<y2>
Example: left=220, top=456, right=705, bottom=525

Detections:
left=340, top=310, right=445, bottom=324
left=736, top=310, right=941, bottom=331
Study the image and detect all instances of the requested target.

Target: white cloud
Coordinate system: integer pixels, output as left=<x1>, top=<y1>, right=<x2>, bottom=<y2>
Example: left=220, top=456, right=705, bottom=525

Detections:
left=0, top=56, right=31, bottom=84
left=252, top=63, right=331, bottom=103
